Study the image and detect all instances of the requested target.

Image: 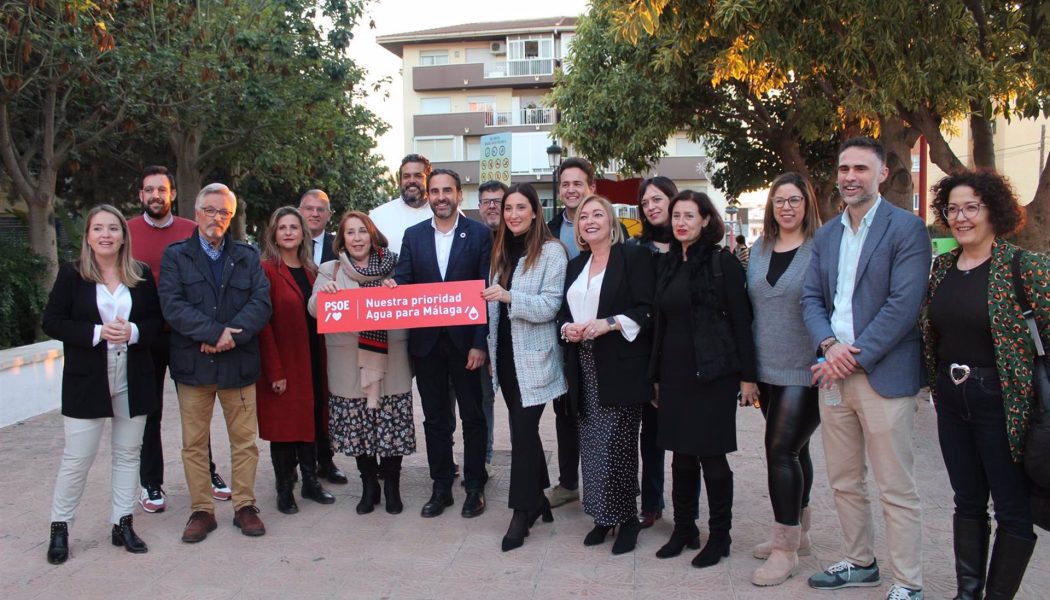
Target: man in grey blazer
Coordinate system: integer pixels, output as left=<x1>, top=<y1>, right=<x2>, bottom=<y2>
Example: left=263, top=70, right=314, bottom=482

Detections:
left=801, top=138, right=930, bottom=600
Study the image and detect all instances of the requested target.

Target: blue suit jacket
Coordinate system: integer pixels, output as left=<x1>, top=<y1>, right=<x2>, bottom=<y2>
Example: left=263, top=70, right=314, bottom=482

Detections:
left=801, top=199, right=929, bottom=398
left=393, top=215, right=492, bottom=358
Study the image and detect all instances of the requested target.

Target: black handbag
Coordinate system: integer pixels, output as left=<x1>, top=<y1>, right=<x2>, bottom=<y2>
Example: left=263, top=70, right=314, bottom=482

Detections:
left=1011, top=252, right=1050, bottom=530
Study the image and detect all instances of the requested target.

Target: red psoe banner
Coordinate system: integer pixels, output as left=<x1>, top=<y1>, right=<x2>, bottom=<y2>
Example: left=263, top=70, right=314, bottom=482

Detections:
left=316, top=280, right=486, bottom=333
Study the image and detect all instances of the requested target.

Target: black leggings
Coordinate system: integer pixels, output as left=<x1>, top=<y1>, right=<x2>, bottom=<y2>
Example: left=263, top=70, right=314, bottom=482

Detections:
left=758, top=383, right=820, bottom=525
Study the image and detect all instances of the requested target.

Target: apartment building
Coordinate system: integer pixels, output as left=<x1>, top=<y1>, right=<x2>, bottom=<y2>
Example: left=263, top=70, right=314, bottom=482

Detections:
left=377, top=17, right=724, bottom=213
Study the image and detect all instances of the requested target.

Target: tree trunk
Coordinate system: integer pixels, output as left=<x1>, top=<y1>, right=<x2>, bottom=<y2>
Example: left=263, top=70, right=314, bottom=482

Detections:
left=1015, top=160, right=1050, bottom=253
left=171, top=127, right=203, bottom=218
left=26, top=173, right=59, bottom=289
left=902, top=106, right=965, bottom=174
left=879, top=117, right=918, bottom=211
left=969, top=109, right=997, bottom=170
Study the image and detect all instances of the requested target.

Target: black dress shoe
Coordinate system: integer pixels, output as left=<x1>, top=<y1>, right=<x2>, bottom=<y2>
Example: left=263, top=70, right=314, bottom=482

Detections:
left=111, top=514, right=148, bottom=554
left=584, top=524, right=614, bottom=546
left=420, top=491, right=454, bottom=518
left=47, top=521, right=69, bottom=564
left=461, top=490, right=486, bottom=518
left=318, top=460, right=349, bottom=485
left=501, top=510, right=530, bottom=552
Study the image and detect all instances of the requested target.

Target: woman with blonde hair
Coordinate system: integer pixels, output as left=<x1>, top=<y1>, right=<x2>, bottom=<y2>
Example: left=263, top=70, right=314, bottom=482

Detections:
left=309, top=211, right=415, bottom=515
left=43, top=204, right=163, bottom=564
left=257, top=206, right=334, bottom=514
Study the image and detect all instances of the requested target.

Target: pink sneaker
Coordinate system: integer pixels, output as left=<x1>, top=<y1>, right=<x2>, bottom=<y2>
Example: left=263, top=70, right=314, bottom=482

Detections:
left=139, top=485, right=165, bottom=513
left=211, top=473, right=232, bottom=501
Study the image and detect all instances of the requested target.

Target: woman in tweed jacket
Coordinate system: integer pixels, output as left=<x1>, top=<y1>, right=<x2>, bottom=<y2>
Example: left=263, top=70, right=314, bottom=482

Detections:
left=483, top=183, right=568, bottom=552
left=921, top=170, right=1048, bottom=600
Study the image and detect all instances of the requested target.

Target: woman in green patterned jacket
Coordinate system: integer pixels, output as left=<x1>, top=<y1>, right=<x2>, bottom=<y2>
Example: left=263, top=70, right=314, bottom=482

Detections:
left=920, top=169, right=1048, bottom=600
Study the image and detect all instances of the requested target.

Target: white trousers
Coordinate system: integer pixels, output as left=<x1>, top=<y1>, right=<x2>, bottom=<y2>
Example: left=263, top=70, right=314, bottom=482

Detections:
left=50, top=349, right=146, bottom=525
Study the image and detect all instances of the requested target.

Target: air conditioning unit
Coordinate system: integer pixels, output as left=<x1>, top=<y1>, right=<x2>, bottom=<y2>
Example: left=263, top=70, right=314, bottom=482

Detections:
left=490, top=41, right=506, bottom=55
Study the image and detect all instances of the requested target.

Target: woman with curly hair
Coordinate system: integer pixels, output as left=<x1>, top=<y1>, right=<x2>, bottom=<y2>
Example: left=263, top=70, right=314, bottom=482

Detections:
left=921, top=170, right=1046, bottom=599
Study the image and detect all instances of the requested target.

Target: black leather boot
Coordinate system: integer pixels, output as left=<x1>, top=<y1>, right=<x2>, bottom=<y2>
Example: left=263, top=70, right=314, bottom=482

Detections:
left=380, top=455, right=403, bottom=514
left=271, top=443, right=298, bottom=514
left=47, top=521, right=69, bottom=564
left=658, top=456, right=701, bottom=558
left=355, top=455, right=381, bottom=514
left=298, top=443, right=335, bottom=504
left=953, top=516, right=990, bottom=600
left=984, top=531, right=1036, bottom=600
left=612, top=517, right=641, bottom=555
left=692, top=467, right=733, bottom=568
left=111, top=514, right=148, bottom=553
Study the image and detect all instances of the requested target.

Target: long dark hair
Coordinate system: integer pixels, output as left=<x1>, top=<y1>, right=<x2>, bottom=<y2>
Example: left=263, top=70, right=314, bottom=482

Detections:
left=637, top=176, right=677, bottom=244
left=490, top=183, right=559, bottom=286
left=668, top=190, right=725, bottom=255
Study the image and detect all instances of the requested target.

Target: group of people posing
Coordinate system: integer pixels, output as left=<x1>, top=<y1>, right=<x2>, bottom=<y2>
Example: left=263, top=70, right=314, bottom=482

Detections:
left=42, top=138, right=1047, bottom=600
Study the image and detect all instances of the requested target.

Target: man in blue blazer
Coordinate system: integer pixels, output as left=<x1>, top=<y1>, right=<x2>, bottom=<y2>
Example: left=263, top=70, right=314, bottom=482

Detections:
left=387, top=168, right=492, bottom=518
left=801, top=138, right=930, bottom=600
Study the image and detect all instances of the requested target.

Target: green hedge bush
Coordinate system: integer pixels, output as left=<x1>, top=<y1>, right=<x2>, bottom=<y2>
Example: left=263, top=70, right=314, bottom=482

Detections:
left=0, top=238, right=48, bottom=349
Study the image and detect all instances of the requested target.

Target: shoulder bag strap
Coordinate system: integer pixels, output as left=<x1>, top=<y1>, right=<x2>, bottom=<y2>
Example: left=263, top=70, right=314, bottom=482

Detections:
left=1012, top=251, right=1046, bottom=357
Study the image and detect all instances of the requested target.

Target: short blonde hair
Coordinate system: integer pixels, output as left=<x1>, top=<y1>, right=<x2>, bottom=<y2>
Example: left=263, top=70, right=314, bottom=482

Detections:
left=575, top=195, right=624, bottom=251
left=78, top=204, right=145, bottom=287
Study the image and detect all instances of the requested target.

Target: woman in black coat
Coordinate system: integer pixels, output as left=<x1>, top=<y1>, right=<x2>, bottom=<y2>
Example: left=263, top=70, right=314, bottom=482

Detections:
left=41, top=205, right=162, bottom=564
left=650, top=191, right=757, bottom=568
left=558, top=195, right=655, bottom=555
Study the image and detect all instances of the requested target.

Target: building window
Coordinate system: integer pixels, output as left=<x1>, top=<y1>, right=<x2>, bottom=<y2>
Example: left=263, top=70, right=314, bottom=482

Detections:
left=420, top=97, right=451, bottom=115
left=675, top=137, right=704, bottom=157
left=510, top=132, right=557, bottom=174
left=507, top=36, right=554, bottom=76
left=414, top=136, right=458, bottom=162
left=911, top=155, right=921, bottom=172
left=419, top=50, right=449, bottom=66
left=466, top=96, right=496, bottom=113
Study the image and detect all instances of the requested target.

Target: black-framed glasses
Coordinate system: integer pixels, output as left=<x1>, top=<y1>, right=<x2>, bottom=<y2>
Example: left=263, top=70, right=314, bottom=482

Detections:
left=773, top=196, right=804, bottom=209
left=199, top=206, right=233, bottom=219
left=943, top=203, right=985, bottom=221
left=480, top=198, right=502, bottom=207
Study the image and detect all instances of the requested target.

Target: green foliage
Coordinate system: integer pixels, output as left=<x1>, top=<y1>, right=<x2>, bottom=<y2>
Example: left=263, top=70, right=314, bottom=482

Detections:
left=0, top=238, right=48, bottom=348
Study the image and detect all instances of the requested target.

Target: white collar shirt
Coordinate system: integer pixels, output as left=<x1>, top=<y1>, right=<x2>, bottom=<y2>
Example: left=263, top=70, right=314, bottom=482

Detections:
left=431, top=215, right=459, bottom=280
left=92, top=283, right=139, bottom=350
left=312, top=232, right=326, bottom=265
left=564, top=255, right=641, bottom=341
left=831, top=196, right=883, bottom=345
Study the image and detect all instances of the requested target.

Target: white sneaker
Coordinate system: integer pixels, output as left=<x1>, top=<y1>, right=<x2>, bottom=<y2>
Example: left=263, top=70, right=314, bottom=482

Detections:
left=211, top=473, right=232, bottom=501
left=139, top=485, right=165, bottom=513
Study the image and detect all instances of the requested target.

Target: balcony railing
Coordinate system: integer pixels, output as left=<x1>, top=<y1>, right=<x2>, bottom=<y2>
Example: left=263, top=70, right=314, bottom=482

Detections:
left=485, top=107, right=556, bottom=127
left=485, top=58, right=554, bottom=78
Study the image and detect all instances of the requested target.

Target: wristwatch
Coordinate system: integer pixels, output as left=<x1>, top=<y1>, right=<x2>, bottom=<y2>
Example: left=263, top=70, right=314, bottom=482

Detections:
left=606, top=317, right=618, bottom=331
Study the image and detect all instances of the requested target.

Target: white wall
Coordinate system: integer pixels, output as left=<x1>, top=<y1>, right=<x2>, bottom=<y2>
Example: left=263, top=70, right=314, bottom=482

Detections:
left=0, top=341, right=63, bottom=428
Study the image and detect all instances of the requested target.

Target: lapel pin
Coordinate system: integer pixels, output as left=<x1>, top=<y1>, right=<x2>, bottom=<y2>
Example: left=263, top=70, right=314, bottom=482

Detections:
left=459, top=232, right=466, bottom=238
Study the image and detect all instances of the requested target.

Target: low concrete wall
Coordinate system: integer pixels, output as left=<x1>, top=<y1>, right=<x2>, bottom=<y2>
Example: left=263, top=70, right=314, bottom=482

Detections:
left=0, top=340, right=63, bottom=428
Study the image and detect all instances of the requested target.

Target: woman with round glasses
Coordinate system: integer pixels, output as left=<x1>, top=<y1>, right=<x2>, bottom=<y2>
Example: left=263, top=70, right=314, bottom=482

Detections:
left=921, top=170, right=1047, bottom=599
left=746, top=173, right=823, bottom=586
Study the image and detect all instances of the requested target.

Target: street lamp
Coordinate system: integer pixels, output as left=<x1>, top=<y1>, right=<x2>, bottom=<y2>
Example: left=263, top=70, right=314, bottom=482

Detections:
left=546, top=143, right=563, bottom=217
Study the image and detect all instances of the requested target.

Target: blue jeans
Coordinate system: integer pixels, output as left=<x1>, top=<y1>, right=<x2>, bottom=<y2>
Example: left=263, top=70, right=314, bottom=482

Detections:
left=935, top=370, right=1034, bottom=538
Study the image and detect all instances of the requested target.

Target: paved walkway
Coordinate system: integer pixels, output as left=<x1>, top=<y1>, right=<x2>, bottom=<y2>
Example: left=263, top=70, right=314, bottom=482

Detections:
left=2, top=380, right=1047, bottom=599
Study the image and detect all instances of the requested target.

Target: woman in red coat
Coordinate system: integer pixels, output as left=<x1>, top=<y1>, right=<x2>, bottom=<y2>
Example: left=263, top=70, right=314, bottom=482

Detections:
left=257, top=206, right=335, bottom=514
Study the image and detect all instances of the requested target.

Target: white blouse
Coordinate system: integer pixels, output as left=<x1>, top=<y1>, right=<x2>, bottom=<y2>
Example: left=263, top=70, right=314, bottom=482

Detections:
left=92, top=283, right=140, bottom=349
left=565, top=255, right=640, bottom=342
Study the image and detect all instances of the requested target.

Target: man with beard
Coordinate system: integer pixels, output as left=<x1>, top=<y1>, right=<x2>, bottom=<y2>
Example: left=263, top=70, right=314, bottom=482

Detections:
left=370, top=153, right=432, bottom=255
left=386, top=168, right=492, bottom=518
left=802, top=138, right=929, bottom=600
left=127, top=166, right=232, bottom=514
left=476, top=180, right=508, bottom=469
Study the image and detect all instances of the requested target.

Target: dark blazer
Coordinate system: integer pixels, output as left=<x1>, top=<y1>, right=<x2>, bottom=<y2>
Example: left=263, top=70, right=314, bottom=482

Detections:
left=557, top=242, right=655, bottom=411
left=393, top=215, right=492, bottom=357
left=159, top=230, right=272, bottom=389
left=801, top=200, right=929, bottom=398
left=319, top=232, right=337, bottom=264
left=42, top=261, right=163, bottom=419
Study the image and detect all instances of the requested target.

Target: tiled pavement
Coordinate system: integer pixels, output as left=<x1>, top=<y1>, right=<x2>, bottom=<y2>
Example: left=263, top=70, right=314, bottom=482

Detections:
left=2, top=380, right=1047, bottom=599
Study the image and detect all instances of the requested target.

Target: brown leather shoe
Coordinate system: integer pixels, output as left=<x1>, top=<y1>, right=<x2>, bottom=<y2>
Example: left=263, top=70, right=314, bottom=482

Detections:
left=233, top=505, right=266, bottom=537
left=181, top=511, right=217, bottom=543
left=638, top=509, right=663, bottom=529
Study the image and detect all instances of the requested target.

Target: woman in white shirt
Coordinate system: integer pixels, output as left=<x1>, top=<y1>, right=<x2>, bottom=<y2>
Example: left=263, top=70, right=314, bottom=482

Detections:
left=557, top=195, right=656, bottom=555
left=41, top=205, right=163, bottom=564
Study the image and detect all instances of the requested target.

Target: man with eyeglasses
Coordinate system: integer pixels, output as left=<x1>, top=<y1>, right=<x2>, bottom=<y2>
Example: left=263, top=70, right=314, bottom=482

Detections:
left=127, top=166, right=233, bottom=515
left=801, top=138, right=930, bottom=600
left=159, top=183, right=273, bottom=543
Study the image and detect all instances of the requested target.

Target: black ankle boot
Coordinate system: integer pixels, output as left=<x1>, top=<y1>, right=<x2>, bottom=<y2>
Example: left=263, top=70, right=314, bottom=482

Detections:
left=656, top=524, right=701, bottom=558
left=528, top=496, right=553, bottom=527
left=111, top=514, right=148, bottom=554
left=272, top=443, right=299, bottom=514
left=692, top=531, right=732, bottom=568
left=380, top=456, right=403, bottom=514
left=298, top=443, right=335, bottom=504
left=47, top=521, right=69, bottom=564
left=953, top=516, right=990, bottom=600
left=583, top=524, right=615, bottom=546
left=502, top=510, right=531, bottom=552
left=612, top=518, right=641, bottom=555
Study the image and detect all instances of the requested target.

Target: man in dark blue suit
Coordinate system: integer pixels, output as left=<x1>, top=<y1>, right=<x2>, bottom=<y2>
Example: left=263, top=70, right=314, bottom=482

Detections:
left=386, top=168, right=492, bottom=518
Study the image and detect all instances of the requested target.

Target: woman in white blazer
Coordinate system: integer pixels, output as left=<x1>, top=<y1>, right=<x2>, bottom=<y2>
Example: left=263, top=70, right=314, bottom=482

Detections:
left=483, top=183, right=568, bottom=552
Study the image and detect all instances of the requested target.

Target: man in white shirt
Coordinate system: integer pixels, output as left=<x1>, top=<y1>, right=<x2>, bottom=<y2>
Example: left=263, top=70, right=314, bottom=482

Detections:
left=299, top=189, right=337, bottom=267
left=369, top=154, right=433, bottom=255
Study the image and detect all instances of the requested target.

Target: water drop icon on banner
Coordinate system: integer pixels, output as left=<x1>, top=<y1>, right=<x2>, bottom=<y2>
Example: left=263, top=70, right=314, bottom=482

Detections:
left=468, top=306, right=479, bottom=320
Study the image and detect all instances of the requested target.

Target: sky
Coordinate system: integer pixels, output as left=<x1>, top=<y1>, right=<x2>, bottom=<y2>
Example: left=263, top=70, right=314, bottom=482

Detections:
left=349, top=0, right=591, bottom=174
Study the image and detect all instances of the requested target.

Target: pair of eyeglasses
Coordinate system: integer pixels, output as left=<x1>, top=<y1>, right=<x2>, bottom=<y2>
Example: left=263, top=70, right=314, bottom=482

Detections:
left=942, top=203, right=985, bottom=221
left=480, top=198, right=502, bottom=207
left=199, top=207, right=233, bottom=219
left=773, top=196, right=804, bottom=209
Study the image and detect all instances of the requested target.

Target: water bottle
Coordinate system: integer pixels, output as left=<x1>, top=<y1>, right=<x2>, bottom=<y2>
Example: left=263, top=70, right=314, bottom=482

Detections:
left=817, top=357, right=842, bottom=406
